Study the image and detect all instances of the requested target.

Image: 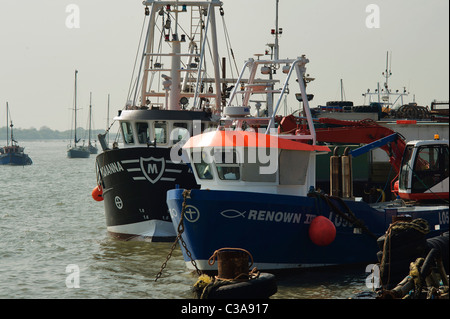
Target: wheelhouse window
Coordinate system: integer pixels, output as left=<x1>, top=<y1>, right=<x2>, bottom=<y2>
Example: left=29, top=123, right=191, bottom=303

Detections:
left=217, top=166, right=240, bottom=180
left=214, top=149, right=240, bottom=180
left=121, top=122, right=134, bottom=144
left=136, top=122, right=149, bottom=144
left=171, top=122, right=189, bottom=144
left=154, top=121, right=167, bottom=144
left=192, top=150, right=213, bottom=180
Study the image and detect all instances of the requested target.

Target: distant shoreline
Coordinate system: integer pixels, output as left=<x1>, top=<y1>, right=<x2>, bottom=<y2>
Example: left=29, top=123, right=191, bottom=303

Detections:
left=0, top=126, right=108, bottom=140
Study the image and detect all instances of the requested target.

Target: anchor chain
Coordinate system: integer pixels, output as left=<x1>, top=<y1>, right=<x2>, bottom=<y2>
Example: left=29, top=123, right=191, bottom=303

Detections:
left=155, top=190, right=201, bottom=282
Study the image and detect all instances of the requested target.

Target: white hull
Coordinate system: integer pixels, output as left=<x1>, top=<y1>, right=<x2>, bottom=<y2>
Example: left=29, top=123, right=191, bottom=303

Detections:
left=107, top=219, right=176, bottom=242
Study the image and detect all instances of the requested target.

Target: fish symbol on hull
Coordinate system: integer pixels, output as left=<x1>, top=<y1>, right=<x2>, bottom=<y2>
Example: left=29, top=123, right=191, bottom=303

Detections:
left=220, top=209, right=246, bottom=219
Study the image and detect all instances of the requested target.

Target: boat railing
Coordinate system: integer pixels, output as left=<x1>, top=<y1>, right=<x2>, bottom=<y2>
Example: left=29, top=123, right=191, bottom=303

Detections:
left=225, top=56, right=316, bottom=144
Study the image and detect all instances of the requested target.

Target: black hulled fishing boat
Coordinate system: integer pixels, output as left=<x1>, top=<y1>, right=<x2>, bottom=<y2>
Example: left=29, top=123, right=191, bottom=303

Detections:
left=95, top=0, right=237, bottom=241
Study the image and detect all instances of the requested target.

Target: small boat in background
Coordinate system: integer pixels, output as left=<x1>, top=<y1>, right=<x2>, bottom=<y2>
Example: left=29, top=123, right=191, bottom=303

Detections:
left=67, top=70, right=90, bottom=159
left=0, top=102, right=32, bottom=166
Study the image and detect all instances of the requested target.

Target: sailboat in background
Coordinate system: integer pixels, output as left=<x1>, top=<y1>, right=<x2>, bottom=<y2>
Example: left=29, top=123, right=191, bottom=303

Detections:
left=88, top=92, right=98, bottom=154
left=0, top=102, right=33, bottom=166
left=67, top=70, right=90, bottom=158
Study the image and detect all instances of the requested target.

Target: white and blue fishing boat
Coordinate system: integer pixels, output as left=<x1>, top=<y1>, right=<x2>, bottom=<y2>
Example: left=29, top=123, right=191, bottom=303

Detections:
left=0, top=102, right=32, bottom=166
left=166, top=54, right=449, bottom=271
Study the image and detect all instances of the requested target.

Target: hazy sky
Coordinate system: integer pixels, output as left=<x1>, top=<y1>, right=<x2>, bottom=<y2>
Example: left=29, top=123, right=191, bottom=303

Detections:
left=1, top=0, right=448, bottom=131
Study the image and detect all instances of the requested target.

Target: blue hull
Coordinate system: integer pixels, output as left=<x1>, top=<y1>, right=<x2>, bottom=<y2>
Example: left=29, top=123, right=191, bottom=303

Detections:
left=0, top=153, right=32, bottom=165
left=167, top=189, right=449, bottom=270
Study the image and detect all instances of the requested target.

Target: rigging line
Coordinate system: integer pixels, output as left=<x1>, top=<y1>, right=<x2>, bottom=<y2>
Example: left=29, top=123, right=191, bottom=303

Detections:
left=141, top=17, right=170, bottom=103
left=225, top=40, right=234, bottom=80
left=221, top=15, right=239, bottom=79
left=221, top=16, right=233, bottom=79
left=103, top=118, right=117, bottom=137
left=133, top=10, right=154, bottom=107
left=167, top=9, right=193, bottom=41
left=127, top=15, right=148, bottom=103
left=191, top=13, right=202, bottom=42
left=162, top=11, right=197, bottom=70
left=190, top=34, right=213, bottom=106
left=113, top=126, right=121, bottom=144
left=191, top=37, right=213, bottom=109
left=192, top=4, right=213, bottom=108
left=148, top=22, right=166, bottom=92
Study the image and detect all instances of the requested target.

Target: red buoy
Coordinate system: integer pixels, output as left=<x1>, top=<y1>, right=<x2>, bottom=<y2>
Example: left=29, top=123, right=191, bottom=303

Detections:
left=92, top=185, right=103, bottom=201
left=308, top=216, right=336, bottom=246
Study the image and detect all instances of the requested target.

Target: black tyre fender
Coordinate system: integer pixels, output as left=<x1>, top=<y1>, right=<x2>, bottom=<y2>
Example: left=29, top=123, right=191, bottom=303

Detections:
left=207, top=273, right=278, bottom=299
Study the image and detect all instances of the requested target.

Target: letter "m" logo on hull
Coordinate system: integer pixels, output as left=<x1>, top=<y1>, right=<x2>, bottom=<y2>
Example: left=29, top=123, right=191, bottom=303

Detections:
left=140, top=157, right=165, bottom=184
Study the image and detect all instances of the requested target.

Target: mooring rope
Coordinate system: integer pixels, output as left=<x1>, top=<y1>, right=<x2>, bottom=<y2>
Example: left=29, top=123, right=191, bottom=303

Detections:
left=380, top=218, right=430, bottom=289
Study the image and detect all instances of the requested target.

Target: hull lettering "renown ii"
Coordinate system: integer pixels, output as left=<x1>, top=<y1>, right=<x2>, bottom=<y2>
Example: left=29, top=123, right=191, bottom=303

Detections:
left=248, top=209, right=302, bottom=224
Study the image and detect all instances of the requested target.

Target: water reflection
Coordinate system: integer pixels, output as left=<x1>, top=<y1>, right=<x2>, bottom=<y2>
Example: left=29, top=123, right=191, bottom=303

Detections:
left=273, top=265, right=369, bottom=299
left=89, top=238, right=196, bottom=298
left=90, top=239, right=369, bottom=299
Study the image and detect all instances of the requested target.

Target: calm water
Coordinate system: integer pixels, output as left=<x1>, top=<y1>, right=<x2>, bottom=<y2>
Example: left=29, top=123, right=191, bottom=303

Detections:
left=1, top=140, right=370, bottom=299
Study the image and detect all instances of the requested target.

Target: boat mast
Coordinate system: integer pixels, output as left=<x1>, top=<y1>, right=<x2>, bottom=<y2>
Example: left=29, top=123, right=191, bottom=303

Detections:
left=340, top=79, right=345, bottom=101
left=138, top=0, right=223, bottom=112
left=106, top=93, right=110, bottom=145
left=9, top=118, right=14, bottom=146
left=274, top=0, right=279, bottom=61
left=382, top=51, right=392, bottom=104
left=74, top=70, right=78, bottom=147
left=6, top=102, right=9, bottom=147
left=169, top=1, right=182, bottom=110
left=89, top=92, right=92, bottom=145
left=267, top=0, right=282, bottom=118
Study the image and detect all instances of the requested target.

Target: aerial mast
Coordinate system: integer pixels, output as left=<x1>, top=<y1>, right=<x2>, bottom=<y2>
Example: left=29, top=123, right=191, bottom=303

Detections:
left=89, top=92, right=92, bottom=145
left=74, top=70, right=78, bottom=147
left=6, top=102, right=9, bottom=146
left=274, top=0, right=280, bottom=60
left=382, top=51, right=392, bottom=102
